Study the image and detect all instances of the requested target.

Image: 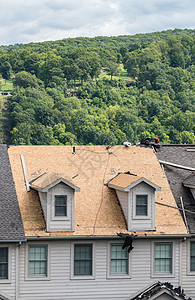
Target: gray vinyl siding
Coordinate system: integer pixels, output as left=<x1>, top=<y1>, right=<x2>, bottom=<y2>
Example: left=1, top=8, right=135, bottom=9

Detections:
left=39, top=192, right=47, bottom=222
left=180, top=240, right=195, bottom=300
left=17, top=238, right=182, bottom=300
left=116, top=191, right=128, bottom=221
left=0, top=244, right=17, bottom=300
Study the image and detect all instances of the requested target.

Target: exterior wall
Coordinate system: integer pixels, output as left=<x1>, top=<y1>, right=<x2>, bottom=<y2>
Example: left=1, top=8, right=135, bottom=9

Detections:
left=128, top=182, right=155, bottom=231
left=17, top=238, right=182, bottom=300
left=116, top=190, right=128, bottom=221
left=47, top=183, right=74, bottom=232
left=0, top=244, right=17, bottom=300
left=181, top=238, right=195, bottom=300
left=39, top=192, right=47, bottom=223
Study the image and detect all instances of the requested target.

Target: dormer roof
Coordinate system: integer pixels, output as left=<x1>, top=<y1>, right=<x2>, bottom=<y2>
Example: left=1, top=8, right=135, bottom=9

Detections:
left=108, top=173, right=161, bottom=192
left=183, top=174, right=195, bottom=188
left=31, top=173, right=80, bottom=192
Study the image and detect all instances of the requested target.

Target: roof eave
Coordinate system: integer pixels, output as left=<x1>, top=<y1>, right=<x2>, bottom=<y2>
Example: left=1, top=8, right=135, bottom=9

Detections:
left=32, top=177, right=80, bottom=192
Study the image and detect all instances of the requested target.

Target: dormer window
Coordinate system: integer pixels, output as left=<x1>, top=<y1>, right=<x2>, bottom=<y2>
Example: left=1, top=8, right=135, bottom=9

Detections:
left=55, top=195, right=67, bottom=217
left=31, top=173, right=80, bottom=232
left=136, top=195, right=148, bottom=216
left=108, top=173, right=161, bottom=231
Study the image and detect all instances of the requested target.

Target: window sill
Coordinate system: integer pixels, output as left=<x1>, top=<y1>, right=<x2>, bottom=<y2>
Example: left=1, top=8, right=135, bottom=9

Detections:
left=25, top=276, right=50, bottom=281
left=107, top=274, right=131, bottom=279
left=186, top=271, right=195, bottom=276
left=0, top=279, right=11, bottom=284
left=71, top=275, right=95, bottom=280
left=151, top=273, right=174, bottom=278
left=133, top=215, right=151, bottom=220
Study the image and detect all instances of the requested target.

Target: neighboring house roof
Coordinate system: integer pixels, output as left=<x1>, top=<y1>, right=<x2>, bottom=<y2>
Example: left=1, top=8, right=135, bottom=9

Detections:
left=130, top=281, right=192, bottom=300
left=108, top=173, right=161, bottom=191
left=156, top=144, right=195, bottom=234
left=0, top=145, right=25, bottom=241
left=8, top=145, right=187, bottom=237
left=183, top=174, right=195, bottom=188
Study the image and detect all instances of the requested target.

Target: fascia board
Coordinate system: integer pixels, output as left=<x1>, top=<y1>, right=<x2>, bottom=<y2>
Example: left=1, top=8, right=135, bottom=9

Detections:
left=183, top=183, right=195, bottom=188
left=124, top=177, right=161, bottom=191
left=32, top=178, right=80, bottom=192
left=107, top=183, right=126, bottom=192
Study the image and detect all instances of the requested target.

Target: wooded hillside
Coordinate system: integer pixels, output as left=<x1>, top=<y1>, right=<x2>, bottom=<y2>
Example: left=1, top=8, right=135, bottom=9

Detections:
left=0, top=29, right=194, bottom=145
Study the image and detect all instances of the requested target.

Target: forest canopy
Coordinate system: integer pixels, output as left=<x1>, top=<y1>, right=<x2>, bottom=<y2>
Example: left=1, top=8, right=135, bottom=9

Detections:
left=0, top=28, right=194, bottom=145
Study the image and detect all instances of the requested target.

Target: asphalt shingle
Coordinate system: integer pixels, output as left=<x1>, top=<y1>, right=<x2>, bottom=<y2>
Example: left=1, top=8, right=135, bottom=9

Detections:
left=156, top=144, right=195, bottom=233
left=0, top=145, right=25, bottom=241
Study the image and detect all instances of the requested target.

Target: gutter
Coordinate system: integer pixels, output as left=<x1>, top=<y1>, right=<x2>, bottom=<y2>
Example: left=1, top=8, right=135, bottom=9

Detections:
left=0, top=239, right=26, bottom=243
left=26, top=234, right=189, bottom=241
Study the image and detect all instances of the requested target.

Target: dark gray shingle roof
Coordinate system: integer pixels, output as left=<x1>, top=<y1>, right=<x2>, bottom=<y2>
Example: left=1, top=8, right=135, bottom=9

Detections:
left=0, top=145, right=25, bottom=241
left=156, top=145, right=195, bottom=234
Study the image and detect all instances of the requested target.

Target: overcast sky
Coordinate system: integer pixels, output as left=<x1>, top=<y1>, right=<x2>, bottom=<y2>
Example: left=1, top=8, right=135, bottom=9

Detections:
left=0, top=0, right=194, bottom=45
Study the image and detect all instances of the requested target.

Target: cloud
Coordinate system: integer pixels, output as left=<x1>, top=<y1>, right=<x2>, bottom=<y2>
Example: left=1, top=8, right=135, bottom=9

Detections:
left=0, top=0, right=194, bottom=45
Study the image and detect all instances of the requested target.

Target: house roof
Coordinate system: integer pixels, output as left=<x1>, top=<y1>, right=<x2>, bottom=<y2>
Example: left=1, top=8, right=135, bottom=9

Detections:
left=130, top=281, right=191, bottom=300
left=8, top=145, right=187, bottom=237
left=183, top=174, right=195, bottom=188
left=156, top=144, right=195, bottom=234
left=0, top=145, right=25, bottom=241
left=108, top=173, right=161, bottom=191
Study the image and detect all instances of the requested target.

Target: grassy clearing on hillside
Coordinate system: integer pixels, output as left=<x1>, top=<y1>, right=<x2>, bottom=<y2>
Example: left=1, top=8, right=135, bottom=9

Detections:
left=0, top=79, right=13, bottom=92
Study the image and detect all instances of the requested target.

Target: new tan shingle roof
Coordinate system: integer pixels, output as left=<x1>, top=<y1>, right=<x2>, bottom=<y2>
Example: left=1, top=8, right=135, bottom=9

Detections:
left=31, top=173, right=80, bottom=192
left=108, top=173, right=161, bottom=191
left=8, top=145, right=188, bottom=237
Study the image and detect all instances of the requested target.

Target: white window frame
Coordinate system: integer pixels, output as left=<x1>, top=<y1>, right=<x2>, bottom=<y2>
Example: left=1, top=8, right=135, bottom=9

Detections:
left=133, top=192, right=151, bottom=220
left=107, top=242, right=131, bottom=279
left=25, top=243, right=50, bottom=281
left=54, top=195, right=67, bottom=217
left=0, top=245, right=11, bottom=284
left=71, top=242, right=95, bottom=280
left=151, top=241, right=174, bottom=278
left=187, top=239, right=195, bottom=275
left=51, top=190, right=71, bottom=221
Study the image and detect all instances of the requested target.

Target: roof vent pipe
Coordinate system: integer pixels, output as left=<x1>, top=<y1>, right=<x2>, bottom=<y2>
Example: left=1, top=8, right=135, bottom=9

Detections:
left=72, top=146, right=76, bottom=154
left=20, top=154, right=30, bottom=192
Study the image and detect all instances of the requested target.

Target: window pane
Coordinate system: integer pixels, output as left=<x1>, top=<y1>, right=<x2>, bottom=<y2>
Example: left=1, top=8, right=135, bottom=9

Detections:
left=111, top=245, right=127, bottom=259
left=55, top=195, right=67, bottom=216
left=74, top=245, right=92, bottom=276
left=136, top=195, right=147, bottom=216
left=154, top=243, right=172, bottom=273
left=191, top=242, right=195, bottom=271
left=74, top=260, right=92, bottom=275
left=0, top=248, right=8, bottom=263
left=110, top=244, right=128, bottom=275
left=29, top=246, right=47, bottom=276
left=0, top=248, right=8, bottom=279
left=111, top=259, right=127, bottom=273
left=29, top=261, right=47, bottom=275
left=30, top=246, right=46, bottom=260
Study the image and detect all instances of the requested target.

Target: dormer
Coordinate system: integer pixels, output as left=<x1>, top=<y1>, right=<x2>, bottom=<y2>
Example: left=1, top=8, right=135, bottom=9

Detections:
left=108, top=173, right=161, bottom=231
left=183, top=174, right=195, bottom=200
left=31, top=173, right=80, bottom=232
